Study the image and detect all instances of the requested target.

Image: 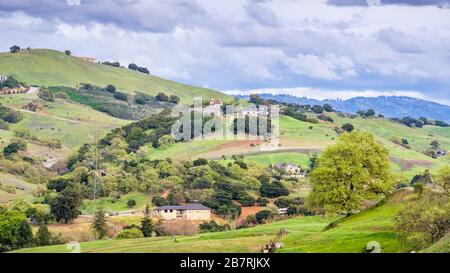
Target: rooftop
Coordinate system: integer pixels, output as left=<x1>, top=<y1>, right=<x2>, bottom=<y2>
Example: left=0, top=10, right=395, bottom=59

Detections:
left=155, top=204, right=211, bottom=211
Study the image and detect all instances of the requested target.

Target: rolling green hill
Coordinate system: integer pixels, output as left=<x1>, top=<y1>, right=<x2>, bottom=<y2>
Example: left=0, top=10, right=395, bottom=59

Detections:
left=422, top=232, right=450, bottom=253
left=13, top=189, right=411, bottom=253
left=0, top=49, right=231, bottom=104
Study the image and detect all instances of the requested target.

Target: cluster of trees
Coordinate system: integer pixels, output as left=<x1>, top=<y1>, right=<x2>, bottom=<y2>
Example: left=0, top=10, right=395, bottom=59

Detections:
left=356, top=109, right=376, bottom=117
left=0, top=75, right=20, bottom=89
left=0, top=208, right=62, bottom=252
left=392, top=116, right=449, bottom=128
left=128, top=63, right=150, bottom=74
left=391, top=136, right=411, bottom=149
left=423, top=140, right=446, bottom=159
left=0, top=106, right=23, bottom=124
left=38, top=89, right=55, bottom=102
left=40, top=112, right=290, bottom=223
left=199, top=220, right=231, bottom=233
left=395, top=166, right=450, bottom=251
left=102, top=61, right=120, bottom=67
left=103, top=84, right=128, bottom=101
left=47, top=85, right=169, bottom=120
left=155, top=92, right=180, bottom=104
left=3, top=139, right=27, bottom=156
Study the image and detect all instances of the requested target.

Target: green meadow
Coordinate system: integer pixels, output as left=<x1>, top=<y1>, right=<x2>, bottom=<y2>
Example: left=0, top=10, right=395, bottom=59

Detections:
left=14, top=189, right=412, bottom=253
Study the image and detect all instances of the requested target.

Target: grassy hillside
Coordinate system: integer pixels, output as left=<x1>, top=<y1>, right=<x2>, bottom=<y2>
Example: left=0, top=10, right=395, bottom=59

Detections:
left=147, top=113, right=449, bottom=179
left=13, top=190, right=411, bottom=253
left=0, top=93, right=128, bottom=150
left=0, top=49, right=231, bottom=104
left=0, top=172, right=37, bottom=203
left=422, top=232, right=450, bottom=253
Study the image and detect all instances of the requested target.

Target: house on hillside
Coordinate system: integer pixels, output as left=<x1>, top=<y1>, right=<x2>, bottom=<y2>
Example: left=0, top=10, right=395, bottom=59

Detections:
left=240, top=106, right=269, bottom=117
left=272, top=163, right=307, bottom=179
left=77, top=56, right=97, bottom=63
left=153, top=204, right=211, bottom=221
left=209, top=98, right=223, bottom=107
left=203, top=98, right=224, bottom=117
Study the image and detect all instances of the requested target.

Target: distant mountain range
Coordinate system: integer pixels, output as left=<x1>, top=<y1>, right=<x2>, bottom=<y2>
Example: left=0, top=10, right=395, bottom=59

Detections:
left=236, top=94, right=450, bottom=122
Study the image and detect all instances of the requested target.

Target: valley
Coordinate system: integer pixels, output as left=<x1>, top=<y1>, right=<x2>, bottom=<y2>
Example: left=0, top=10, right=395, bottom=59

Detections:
left=0, top=48, right=448, bottom=254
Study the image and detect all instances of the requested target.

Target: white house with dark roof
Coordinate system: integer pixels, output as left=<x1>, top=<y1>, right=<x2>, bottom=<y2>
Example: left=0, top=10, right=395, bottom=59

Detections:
left=153, top=204, right=211, bottom=221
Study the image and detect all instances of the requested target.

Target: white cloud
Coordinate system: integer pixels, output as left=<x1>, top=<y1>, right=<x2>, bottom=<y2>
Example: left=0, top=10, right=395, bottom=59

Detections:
left=282, top=53, right=356, bottom=80
left=0, top=1, right=449, bottom=102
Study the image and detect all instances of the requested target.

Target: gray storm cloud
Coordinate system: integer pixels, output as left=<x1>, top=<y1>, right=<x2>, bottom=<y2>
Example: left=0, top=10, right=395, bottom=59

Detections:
left=0, top=0, right=449, bottom=104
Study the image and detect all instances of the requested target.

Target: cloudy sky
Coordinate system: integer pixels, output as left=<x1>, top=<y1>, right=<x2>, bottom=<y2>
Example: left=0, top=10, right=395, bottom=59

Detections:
left=0, top=0, right=450, bottom=104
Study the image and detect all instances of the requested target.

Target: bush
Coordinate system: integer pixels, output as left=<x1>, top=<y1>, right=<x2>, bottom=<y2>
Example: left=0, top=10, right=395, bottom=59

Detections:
left=274, top=196, right=304, bottom=208
left=199, top=220, right=230, bottom=233
left=134, top=92, right=153, bottom=105
left=0, top=120, right=9, bottom=130
left=260, top=181, right=289, bottom=198
left=105, top=85, right=116, bottom=93
left=152, top=196, right=168, bottom=206
left=192, top=177, right=212, bottom=189
left=155, top=93, right=169, bottom=102
left=3, top=140, right=27, bottom=156
left=38, top=89, right=55, bottom=102
left=0, top=75, right=20, bottom=89
left=255, top=210, right=273, bottom=224
left=169, top=95, right=180, bottom=104
left=317, top=114, right=334, bottom=122
left=238, top=193, right=256, bottom=207
left=116, top=228, right=144, bottom=239
left=256, top=197, right=269, bottom=206
left=127, top=199, right=137, bottom=208
left=0, top=106, right=23, bottom=123
left=113, top=91, right=128, bottom=101
left=341, top=123, right=354, bottom=132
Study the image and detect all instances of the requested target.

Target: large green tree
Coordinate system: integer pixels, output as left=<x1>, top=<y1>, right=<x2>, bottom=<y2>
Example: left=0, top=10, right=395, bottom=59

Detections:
left=0, top=211, right=33, bottom=251
left=310, top=131, right=393, bottom=214
left=50, top=186, right=83, bottom=224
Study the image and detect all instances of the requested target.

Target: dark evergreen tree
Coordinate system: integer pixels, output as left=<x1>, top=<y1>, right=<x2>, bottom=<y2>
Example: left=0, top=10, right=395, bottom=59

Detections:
left=140, top=204, right=153, bottom=237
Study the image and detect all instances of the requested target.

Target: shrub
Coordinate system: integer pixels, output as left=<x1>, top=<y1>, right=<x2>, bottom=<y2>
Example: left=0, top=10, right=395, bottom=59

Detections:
left=38, top=89, right=55, bottom=102
left=134, top=92, right=153, bottom=105
left=238, top=193, right=256, bottom=207
left=0, top=106, right=23, bottom=123
left=105, top=85, right=116, bottom=93
left=317, top=114, right=334, bottom=122
left=3, top=140, right=27, bottom=156
left=155, top=93, right=169, bottom=102
left=260, top=181, right=289, bottom=198
left=0, top=120, right=9, bottom=130
left=274, top=196, right=304, bottom=208
left=127, top=199, right=137, bottom=208
left=199, top=220, right=230, bottom=233
left=255, top=210, right=273, bottom=224
left=116, top=228, right=144, bottom=239
left=113, top=91, right=128, bottom=101
left=169, top=95, right=180, bottom=104
left=256, top=197, right=269, bottom=206
left=192, top=177, right=212, bottom=189
left=341, top=123, right=354, bottom=132
left=152, top=196, right=168, bottom=207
